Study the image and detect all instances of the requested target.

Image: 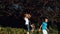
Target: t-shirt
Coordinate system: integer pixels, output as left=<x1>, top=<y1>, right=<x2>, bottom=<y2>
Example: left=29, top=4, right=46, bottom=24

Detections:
left=42, top=22, right=47, bottom=30
left=24, top=17, right=29, bottom=25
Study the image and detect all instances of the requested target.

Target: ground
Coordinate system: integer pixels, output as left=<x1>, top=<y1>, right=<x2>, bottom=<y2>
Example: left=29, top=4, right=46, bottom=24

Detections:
left=0, top=26, right=58, bottom=34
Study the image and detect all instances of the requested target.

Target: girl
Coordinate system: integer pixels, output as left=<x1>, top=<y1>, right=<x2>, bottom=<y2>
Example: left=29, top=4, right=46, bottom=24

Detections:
left=24, top=13, right=31, bottom=34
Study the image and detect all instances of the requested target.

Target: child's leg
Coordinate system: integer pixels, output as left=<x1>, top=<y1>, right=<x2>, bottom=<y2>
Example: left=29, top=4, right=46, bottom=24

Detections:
left=27, top=25, right=30, bottom=34
left=27, top=25, right=30, bottom=32
left=42, top=30, right=47, bottom=34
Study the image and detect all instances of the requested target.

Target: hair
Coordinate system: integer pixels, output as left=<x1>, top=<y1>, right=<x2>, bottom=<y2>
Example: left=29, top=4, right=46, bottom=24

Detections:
left=45, top=17, right=48, bottom=19
left=42, top=17, right=48, bottom=22
left=24, top=13, right=27, bottom=17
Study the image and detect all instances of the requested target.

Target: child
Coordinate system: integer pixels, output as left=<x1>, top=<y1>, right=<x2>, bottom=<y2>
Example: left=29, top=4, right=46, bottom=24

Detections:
left=31, top=23, right=35, bottom=32
left=24, top=13, right=31, bottom=34
left=39, top=18, right=49, bottom=34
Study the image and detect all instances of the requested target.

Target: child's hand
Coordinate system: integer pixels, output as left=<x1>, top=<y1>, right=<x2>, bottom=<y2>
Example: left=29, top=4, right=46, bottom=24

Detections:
left=47, top=29, right=49, bottom=32
left=39, top=29, right=41, bottom=31
left=48, top=29, right=49, bottom=31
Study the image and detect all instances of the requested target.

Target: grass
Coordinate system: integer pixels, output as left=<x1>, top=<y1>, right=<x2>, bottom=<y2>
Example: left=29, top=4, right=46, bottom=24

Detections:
left=0, top=26, right=58, bottom=34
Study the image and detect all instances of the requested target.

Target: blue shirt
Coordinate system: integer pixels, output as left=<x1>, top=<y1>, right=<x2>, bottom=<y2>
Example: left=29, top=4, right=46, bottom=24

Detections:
left=42, top=22, right=47, bottom=30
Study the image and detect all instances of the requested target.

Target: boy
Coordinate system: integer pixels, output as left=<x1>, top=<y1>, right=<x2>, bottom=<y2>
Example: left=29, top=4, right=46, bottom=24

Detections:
left=39, top=18, right=49, bottom=34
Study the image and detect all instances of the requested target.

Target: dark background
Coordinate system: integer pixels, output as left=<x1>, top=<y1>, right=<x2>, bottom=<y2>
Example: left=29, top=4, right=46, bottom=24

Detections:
left=0, top=0, right=60, bottom=33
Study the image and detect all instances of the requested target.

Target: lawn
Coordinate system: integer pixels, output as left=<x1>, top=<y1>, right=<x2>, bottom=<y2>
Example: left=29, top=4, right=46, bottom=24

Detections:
left=0, top=26, right=58, bottom=34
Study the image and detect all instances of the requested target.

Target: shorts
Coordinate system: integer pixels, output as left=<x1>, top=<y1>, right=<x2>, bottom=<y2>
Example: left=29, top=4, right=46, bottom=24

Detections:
left=42, top=30, right=47, bottom=34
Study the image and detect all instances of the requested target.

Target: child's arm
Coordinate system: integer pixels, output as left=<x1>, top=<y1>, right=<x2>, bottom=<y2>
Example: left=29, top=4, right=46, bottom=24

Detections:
left=40, top=25, right=42, bottom=29
left=39, top=25, right=42, bottom=31
left=46, top=27, right=49, bottom=31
